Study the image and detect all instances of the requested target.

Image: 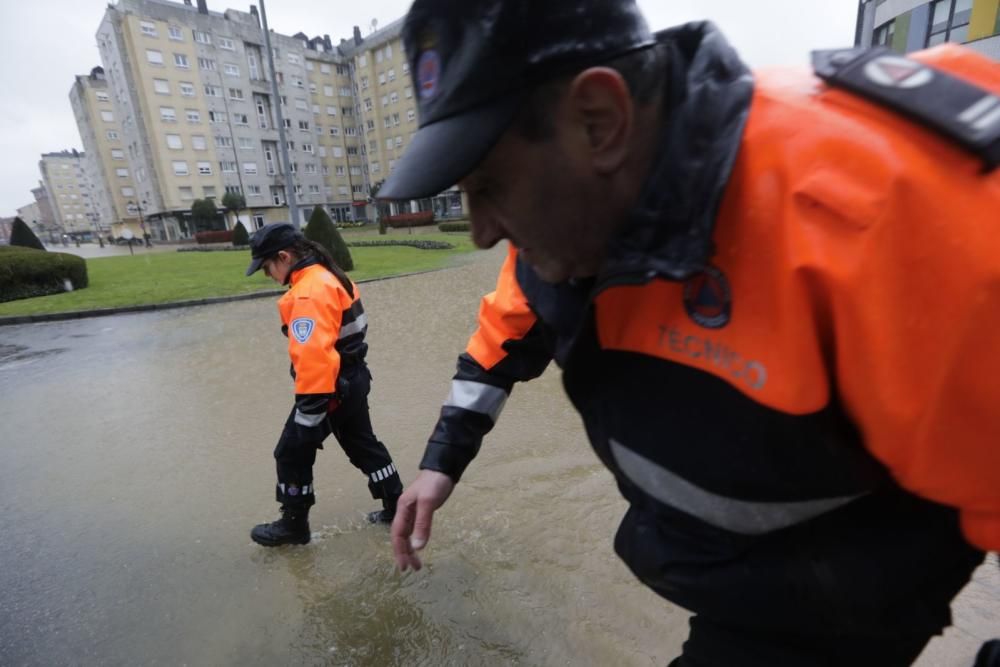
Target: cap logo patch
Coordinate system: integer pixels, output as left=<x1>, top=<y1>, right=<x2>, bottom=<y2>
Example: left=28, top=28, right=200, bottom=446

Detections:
left=418, top=49, right=441, bottom=101
left=864, top=55, right=933, bottom=89
left=291, top=317, right=315, bottom=344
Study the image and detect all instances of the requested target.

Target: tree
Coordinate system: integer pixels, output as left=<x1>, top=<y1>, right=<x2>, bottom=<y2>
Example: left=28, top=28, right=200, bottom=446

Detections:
left=369, top=180, right=388, bottom=235
left=190, top=198, right=221, bottom=233
left=221, top=191, right=246, bottom=229
left=232, top=221, right=250, bottom=247
left=305, top=205, right=353, bottom=271
left=10, top=217, right=46, bottom=251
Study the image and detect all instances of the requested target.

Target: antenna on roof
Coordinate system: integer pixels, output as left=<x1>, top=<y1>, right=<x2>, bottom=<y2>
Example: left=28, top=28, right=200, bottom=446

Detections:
left=370, top=18, right=378, bottom=34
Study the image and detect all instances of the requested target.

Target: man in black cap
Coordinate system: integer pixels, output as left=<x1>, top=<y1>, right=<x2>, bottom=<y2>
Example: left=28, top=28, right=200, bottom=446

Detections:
left=380, top=1, right=1000, bottom=665
left=245, top=223, right=403, bottom=546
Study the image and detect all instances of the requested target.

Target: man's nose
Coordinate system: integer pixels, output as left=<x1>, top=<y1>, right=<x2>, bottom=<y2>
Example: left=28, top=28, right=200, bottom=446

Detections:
left=468, top=206, right=504, bottom=250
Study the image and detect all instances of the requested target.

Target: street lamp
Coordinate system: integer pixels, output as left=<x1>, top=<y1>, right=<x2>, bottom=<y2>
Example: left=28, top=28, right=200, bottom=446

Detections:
left=128, top=200, right=150, bottom=247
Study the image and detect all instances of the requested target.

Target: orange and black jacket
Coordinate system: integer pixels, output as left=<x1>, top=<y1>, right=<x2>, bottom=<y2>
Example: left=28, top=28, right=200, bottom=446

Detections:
left=279, top=260, right=367, bottom=428
left=421, top=24, right=1000, bottom=625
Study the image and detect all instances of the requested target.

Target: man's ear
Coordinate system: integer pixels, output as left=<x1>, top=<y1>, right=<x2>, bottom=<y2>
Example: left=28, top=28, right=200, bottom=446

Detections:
left=565, top=67, right=633, bottom=174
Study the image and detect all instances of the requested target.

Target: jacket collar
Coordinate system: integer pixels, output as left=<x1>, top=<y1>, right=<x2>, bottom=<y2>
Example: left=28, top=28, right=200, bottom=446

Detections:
left=600, top=22, right=754, bottom=287
left=286, top=257, right=322, bottom=286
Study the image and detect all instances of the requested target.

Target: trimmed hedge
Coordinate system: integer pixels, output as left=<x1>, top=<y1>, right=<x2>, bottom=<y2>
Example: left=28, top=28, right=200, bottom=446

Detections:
left=438, top=221, right=470, bottom=232
left=305, top=206, right=353, bottom=271
left=346, top=239, right=454, bottom=250
left=0, top=246, right=88, bottom=303
left=232, top=222, right=249, bottom=247
left=384, top=211, right=435, bottom=228
left=195, top=229, right=234, bottom=244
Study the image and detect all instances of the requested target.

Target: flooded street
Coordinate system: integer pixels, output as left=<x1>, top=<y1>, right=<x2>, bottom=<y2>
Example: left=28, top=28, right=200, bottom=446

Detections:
left=0, top=244, right=996, bottom=666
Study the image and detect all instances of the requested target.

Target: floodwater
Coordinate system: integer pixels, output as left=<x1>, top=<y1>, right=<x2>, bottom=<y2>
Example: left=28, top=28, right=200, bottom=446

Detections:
left=0, top=244, right=996, bottom=666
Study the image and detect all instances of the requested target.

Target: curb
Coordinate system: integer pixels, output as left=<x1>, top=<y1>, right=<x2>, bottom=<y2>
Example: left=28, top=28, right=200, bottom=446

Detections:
left=0, top=267, right=447, bottom=327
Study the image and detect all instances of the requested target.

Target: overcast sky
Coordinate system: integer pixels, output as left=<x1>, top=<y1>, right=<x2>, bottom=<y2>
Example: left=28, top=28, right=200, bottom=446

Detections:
left=0, top=0, right=858, bottom=215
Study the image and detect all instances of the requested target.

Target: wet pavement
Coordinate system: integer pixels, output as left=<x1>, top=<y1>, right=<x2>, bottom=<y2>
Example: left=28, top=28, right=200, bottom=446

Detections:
left=0, top=244, right=996, bottom=666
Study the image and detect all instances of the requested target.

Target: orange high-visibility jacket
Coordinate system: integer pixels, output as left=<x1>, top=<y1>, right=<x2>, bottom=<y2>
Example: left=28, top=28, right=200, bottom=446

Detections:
left=279, top=263, right=368, bottom=427
left=420, top=26, right=1000, bottom=608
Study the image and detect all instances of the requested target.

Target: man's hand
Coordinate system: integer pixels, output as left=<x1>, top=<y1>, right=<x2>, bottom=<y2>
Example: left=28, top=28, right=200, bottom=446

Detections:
left=391, top=469, right=455, bottom=571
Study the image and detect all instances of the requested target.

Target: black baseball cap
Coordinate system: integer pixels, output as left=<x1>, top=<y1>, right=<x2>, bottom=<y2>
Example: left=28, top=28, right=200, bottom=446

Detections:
left=245, top=223, right=303, bottom=276
left=377, top=0, right=655, bottom=201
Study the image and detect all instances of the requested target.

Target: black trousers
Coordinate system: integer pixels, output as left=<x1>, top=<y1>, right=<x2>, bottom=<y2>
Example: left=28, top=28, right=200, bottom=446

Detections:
left=273, top=366, right=402, bottom=512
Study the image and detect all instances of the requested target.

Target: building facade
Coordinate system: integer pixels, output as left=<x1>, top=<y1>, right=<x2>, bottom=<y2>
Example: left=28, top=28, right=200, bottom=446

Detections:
left=95, top=0, right=378, bottom=240
left=38, top=150, right=97, bottom=239
left=29, top=184, right=59, bottom=241
left=857, top=0, right=1000, bottom=59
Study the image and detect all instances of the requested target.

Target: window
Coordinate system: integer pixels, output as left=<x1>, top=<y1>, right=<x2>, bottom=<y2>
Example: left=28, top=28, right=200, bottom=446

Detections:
left=298, top=120, right=310, bottom=131
left=248, top=54, right=260, bottom=80
left=320, top=64, right=331, bottom=74
left=204, top=84, right=222, bottom=97
left=215, top=135, right=233, bottom=148
left=384, top=116, right=392, bottom=129
left=224, top=63, right=240, bottom=77
left=203, top=186, right=216, bottom=198
left=180, top=81, right=195, bottom=97
left=335, top=166, right=345, bottom=176
left=407, top=108, right=416, bottom=122
left=352, top=184, right=363, bottom=194
left=111, top=149, right=124, bottom=159
left=295, top=98, right=308, bottom=110
left=385, top=44, right=392, bottom=58
left=381, top=95, right=388, bottom=107
left=116, top=167, right=129, bottom=178
left=101, top=110, right=115, bottom=122
left=395, top=136, right=403, bottom=148
left=283, top=119, right=292, bottom=129
left=333, top=146, right=344, bottom=158
left=166, top=134, right=183, bottom=149
left=378, top=73, right=386, bottom=86
left=209, top=110, right=227, bottom=123
left=338, top=185, right=349, bottom=196
left=309, top=185, right=320, bottom=194
left=140, top=21, right=157, bottom=37
left=324, top=85, right=334, bottom=97
left=305, top=163, right=317, bottom=174
left=388, top=68, right=396, bottom=82
left=106, top=130, right=119, bottom=140
left=318, top=146, right=327, bottom=157
left=306, top=61, right=314, bottom=71
left=179, top=186, right=194, bottom=200
left=168, top=25, right=183, bottom=41
left=312, top=104, right=321, bottom=114
left=329, top=126, right=340, bottom=136
left=371, top=162, right=380, bottom=173
left=402, top=62, right=409, bottom=74
left=186, top=109, right=201, bottom=123
left=146, top=49, right=164, bottom=65
left=404, top=86, right=412, bottom=99
left=390, top=92, right=398, bottom=104
left=366, top=119, right=375, bottom=130
left=199, top=58, right=217, bottom=71
left=121, top=186, right=135, bottom=197
left=358, top=54, right=367, bottom=67
left=302, top=143, right=314, bottom=153
left=347, top=146, right=358, bottom=156
left=361, top=76, right=369, bottom=89
left=293, top=77, right=304, bottom=88
left=174, top=53, right=189, bottom=68
left=392, top=112, right=400, bottom=126
left=310, top=82, right=317, bottom=94
left=364, top=98, right=373, bottom=111
left=96, top=91, right=110, bottom=102
left=247, top=184, right=262, bottom=196
left=340, top=87, right=352, bottom=97
left=238, top=137, right=254, bottom=150
left=234, top=113, right=249, bottom=126
left=376, top=50, right=383, bottom=64
left=191, top=135, right=207, bottom=150
left=194, top=30, right=211, bottom=45
left=153, top=78, right=170, bottom=94
left=288, top=53, right=301, bottom=65
left=345, top=126, right=357, bottom=136
left=229, top=88, right=245, bottom=100
left=220, top=160, right=237, bottom=172
left=172, top=161, right=189, bottom=175
left=160, top=106, right=177, bottom=122
left=197, top=161, right=212, bottom=175
left=218, top=37, right=235, bottom=50
left=326, top=105, right=337, bottom=116
left=294, top=184, right=303, bottom=195
left=386, top=137, right=393, bottom=150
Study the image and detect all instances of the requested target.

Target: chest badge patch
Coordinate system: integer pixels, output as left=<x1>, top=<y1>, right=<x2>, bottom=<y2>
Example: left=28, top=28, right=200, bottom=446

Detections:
left=683, top=265, right=732, bottom=329
left=291, top=317, right=315, bottom=344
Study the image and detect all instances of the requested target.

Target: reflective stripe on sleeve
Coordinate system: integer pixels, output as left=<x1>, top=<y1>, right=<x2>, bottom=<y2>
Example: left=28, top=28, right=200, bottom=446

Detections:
left=294, top=409, right=326, bottom=427
left=338, top=313, right=368, bottom=339
left=443, top=380, right=508, bottom=423
left=609, top=439, right=865, bottom=535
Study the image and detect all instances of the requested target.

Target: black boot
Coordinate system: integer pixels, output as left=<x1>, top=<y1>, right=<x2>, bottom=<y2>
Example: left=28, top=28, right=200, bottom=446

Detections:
left=251, top=508, right=310, bottom=546
left=367, top=495, right=399, bottom=525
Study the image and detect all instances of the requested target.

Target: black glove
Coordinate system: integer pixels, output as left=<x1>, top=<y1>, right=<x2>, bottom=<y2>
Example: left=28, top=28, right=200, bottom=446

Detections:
left=975, top=640, right=1000, bottom=667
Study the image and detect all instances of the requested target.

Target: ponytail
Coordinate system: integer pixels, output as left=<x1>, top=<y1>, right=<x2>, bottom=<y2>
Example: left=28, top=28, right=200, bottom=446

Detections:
left=288, top=238, right=354, bottom=297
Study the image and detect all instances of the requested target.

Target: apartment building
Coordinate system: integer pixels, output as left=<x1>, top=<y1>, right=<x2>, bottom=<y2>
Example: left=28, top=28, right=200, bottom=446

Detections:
left=345, top=20, right=465, bottom=219
left=70, top=66, right=143, bottom=239
left=857, top=0, right=1000, bottom=59
left=38, top=150, right=96, bottom=238
left=29, top=184, right=58, bottom=240
left=96, top=0, right=367, bottom=240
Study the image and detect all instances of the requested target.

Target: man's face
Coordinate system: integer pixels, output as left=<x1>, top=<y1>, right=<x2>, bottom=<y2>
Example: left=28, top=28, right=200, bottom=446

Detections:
left=460, top=118, right=614, bottom=283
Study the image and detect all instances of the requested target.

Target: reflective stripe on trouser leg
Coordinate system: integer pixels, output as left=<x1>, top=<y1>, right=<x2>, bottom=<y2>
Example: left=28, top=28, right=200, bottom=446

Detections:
left=366, top=463, right=403, bottom=501
left=275, top=482, right=316, bottom=509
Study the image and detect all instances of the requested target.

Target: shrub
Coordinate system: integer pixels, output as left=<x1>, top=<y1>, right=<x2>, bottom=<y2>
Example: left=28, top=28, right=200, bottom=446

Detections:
left=194, top=229, right=234, bottom=244
left=346, top=240, right=454, bottom=250
left=10, top=217, right=45, bottom=250
left=305, top=206, right=353, bottom=271
left=0, top=246, right=88, bottom=303
left=438, top=221, right=470, bottom=233
left=232, top=221, right=249, bottom=246
left=384, top=211, right=435, bottom=228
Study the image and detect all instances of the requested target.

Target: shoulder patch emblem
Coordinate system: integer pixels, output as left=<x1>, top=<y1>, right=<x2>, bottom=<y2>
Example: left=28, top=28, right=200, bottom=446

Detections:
left=290, top=317, right=315, bottom=344
left=683, top=265, right=732, bottom=329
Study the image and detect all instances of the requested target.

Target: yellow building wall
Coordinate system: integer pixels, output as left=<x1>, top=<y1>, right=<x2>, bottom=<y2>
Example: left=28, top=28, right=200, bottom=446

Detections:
left=969, top=0, right=1000, bottom=40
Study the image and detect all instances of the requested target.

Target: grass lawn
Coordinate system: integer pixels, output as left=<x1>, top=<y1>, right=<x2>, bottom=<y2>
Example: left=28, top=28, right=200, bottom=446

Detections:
left=0, top=230, right=476, bottom=317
